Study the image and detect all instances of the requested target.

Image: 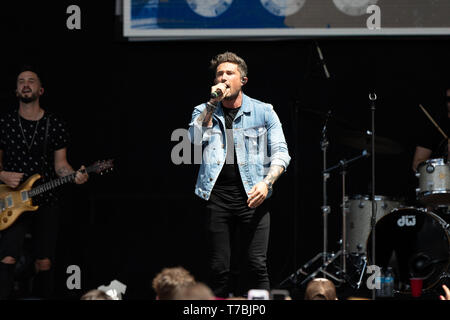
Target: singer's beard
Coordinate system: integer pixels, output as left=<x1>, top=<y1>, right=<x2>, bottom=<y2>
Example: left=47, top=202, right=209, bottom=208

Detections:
left=223, top=89, right=240, bottom=101
left=18, top=93, right=39, bottom=103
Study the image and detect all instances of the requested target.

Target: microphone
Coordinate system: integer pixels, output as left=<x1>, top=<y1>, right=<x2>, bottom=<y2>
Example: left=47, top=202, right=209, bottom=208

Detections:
left=315, top=41, right=331, bottom=79
left=210, top=88, right=223, bottom=99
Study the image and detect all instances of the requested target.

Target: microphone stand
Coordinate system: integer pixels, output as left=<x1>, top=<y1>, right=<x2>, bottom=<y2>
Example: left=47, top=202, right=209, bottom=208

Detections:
left=279, top=42, right=341, bottom=289
left=369, top=93, right=377, bottom=300
left=316, top=40, right=332, bottom=270
left=279, top=42, right=334, bottom=288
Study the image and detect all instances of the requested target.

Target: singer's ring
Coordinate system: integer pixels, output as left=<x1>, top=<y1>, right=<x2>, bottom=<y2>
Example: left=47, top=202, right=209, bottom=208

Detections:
left=369, top=93, right=377, bottom=101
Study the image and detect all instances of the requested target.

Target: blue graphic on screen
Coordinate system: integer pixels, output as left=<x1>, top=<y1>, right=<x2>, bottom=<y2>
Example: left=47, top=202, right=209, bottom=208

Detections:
left=130, top=0, right=293, bottom=29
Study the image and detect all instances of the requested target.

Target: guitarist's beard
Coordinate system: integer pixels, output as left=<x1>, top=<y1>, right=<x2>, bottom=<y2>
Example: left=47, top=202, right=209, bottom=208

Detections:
left=18, top=92, right=39, bottom=104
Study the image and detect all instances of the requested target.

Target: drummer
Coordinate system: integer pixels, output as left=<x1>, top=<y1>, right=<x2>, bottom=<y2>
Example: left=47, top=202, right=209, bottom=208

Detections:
left=412, top=88, right=450, bottom=171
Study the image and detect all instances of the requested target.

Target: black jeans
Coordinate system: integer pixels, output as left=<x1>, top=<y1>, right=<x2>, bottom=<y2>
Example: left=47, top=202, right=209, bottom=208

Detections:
left=204, top=198, right=270, bottom=298
left=0, top=204, right=59, bottom=299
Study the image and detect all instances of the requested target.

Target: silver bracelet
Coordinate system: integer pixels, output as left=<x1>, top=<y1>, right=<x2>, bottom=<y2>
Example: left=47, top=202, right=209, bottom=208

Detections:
left=263, top=179, right=273, bottom=190
left=206, top=101, right=217, bottom=112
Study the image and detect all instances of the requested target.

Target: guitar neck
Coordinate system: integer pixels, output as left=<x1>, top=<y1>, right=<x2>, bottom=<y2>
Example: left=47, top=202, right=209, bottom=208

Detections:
left=28, top=167, right=94, bottom=198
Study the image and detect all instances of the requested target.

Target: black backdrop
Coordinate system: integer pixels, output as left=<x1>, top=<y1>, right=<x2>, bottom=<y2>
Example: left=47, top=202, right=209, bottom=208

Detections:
left=1, top=1, right=449, bottom=299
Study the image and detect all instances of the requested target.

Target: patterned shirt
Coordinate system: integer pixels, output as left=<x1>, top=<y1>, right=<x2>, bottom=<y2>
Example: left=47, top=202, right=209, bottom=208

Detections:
left=0, top=109, right=69, bottom=206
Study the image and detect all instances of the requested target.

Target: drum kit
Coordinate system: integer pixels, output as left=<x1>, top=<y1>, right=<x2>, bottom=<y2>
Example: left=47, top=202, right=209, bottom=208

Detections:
left=280, top=103, right=450, bottom=298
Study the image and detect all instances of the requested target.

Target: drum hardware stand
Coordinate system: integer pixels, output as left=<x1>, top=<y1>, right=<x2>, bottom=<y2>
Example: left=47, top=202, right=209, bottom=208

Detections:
left=321, top=110, right=332, bottom=266
left=297, top=251, right=345, bottom=287
left=278, top=250, right=345, bottom=289
left=279, top=150, right=370, bottom=289
left=354, top=255, right=368, bottom=289
left=369, top=93, right=377, bottom=300
left=341, top=162, right=348, bottom=274
left=326, top=150, right=370, bottom=276
left=340, top=252, right=368, bottom=290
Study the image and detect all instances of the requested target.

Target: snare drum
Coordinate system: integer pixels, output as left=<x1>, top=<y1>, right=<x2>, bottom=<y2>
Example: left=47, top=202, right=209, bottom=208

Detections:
left=367, top=207, right=450, bottom=293
left=346, top=195, right=403, bottom=254
left=416, top=158, right=450, bottom=206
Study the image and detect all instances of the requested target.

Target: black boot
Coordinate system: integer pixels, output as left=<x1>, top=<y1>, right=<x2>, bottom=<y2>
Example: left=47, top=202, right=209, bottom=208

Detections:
left=31, top=268, right=55, bottom=300
left=0, top=262, right=16, bottom=300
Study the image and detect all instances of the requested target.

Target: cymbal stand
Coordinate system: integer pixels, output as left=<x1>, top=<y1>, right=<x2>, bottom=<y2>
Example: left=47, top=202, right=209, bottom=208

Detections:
left=321, top=110, right=332, bottom=266
left=341, top=162, right=348, bottom=274
left=325, top=151, right=370, bottom=275
left=369, top=93, right=377, bottom=300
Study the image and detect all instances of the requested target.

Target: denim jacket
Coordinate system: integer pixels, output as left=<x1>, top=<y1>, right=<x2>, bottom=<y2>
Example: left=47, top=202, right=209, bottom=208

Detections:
left=188, top=93, right=291, bottom=201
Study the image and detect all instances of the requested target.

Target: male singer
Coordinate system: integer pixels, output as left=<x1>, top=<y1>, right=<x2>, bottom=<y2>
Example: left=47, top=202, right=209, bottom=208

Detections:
left=188, top=52, right=290, bottom=297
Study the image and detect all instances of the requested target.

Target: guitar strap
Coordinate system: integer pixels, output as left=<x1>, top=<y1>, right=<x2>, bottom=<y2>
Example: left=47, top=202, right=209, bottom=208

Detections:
left=43, top=114, right=50, bottom=157
left=39, top=114, right=51, bottom=184
left=34, top=114, right=51, bottom=202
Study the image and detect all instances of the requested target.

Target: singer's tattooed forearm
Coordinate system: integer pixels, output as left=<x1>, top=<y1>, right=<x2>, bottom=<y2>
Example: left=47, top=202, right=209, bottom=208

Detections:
left=196, top=102, right=217, bottom=127
left=263, top=165, right=284, bottom=185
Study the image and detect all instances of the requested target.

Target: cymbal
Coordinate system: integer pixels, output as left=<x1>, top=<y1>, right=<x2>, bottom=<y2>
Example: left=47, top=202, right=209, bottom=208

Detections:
left=336, top=129, right=405, bottom=155
left=299, top=107, right=356, bottom=130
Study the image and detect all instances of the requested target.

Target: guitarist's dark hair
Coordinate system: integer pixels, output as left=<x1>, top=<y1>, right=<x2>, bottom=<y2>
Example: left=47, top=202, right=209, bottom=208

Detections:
left=17, top=64, right=45, bottom=87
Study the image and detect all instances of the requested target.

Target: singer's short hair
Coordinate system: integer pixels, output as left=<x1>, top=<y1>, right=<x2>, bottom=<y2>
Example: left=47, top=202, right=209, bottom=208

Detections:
left=210, top=52, right=248, bottom=79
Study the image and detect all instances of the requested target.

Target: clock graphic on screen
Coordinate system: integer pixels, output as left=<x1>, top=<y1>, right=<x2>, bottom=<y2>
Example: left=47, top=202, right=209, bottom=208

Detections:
left=260, top=0, right=306, bottom=17
left=333, top=0, right=379, bottom=16
left=186, top=0, right=233, bottom=18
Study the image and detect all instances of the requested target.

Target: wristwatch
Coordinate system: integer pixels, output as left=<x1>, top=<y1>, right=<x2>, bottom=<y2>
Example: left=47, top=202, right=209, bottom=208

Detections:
left=263, top=179, right=273, bottom=191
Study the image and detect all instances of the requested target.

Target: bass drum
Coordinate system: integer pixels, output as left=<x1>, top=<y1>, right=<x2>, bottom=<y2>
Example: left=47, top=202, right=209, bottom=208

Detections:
left=367, top=207, right=450, bottom=294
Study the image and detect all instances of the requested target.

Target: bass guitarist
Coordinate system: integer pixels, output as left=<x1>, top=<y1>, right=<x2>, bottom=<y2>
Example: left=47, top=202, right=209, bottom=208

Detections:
left=0, top=66, right=89, bottom=299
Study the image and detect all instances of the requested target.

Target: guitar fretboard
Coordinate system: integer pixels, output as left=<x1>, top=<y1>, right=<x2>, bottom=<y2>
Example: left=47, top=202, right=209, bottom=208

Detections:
left=28, top=174, right=76, bottom=197
left=27, top=167, right=93, bottom=198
